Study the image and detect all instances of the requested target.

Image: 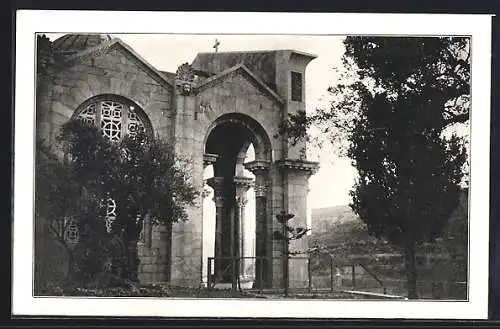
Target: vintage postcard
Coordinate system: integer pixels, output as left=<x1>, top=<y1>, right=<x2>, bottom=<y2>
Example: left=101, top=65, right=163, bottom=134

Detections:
left=13, top=10, right=492, bottom=318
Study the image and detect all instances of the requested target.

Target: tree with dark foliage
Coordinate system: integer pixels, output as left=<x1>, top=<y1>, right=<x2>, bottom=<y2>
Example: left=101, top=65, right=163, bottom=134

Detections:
left=37, top=120, right=198, bottom=285
left=280, top=36, right=469, bottom=299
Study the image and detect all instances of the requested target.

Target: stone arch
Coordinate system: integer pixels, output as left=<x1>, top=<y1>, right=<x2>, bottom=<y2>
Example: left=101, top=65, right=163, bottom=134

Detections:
left=204, top=112, right=272, bottom=162
left=203, top=112, right=274, bottom=288
left=72, top=93, right=154, bottom=139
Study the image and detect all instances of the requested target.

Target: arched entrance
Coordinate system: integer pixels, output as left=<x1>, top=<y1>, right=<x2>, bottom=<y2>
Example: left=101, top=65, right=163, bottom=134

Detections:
left=202, top=113, right=272, bottom=288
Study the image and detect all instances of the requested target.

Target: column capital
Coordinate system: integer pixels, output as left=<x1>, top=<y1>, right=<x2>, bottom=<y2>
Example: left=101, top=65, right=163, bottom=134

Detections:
left=213, top=196, right=225, bottom=208
left=244, top=160, right=271, bottom=175
left=203, top=153, right=219, bottom=167
left=275, top=159, right=319, bottom=176
left=254, top=185, right=269, bottom=197
left=235, top=195, right=248, bottom=208
left=206, top=176, right=224, bottom=195
left=201, top=187, right=212, bottom=198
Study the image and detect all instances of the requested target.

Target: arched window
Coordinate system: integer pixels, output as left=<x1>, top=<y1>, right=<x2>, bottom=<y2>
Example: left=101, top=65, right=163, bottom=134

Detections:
left=72, top=96, right=153, bottom=239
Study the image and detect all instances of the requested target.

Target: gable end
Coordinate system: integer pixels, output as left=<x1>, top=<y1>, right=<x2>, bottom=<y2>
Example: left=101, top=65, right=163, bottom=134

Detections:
left=52, top=39, right=173, bottom=89
left=194, top=64, right=283, bottom=105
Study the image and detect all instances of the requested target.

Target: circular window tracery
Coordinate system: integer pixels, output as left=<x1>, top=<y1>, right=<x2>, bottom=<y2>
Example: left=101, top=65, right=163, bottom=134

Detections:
left=76, top=99, right=148, bottom=142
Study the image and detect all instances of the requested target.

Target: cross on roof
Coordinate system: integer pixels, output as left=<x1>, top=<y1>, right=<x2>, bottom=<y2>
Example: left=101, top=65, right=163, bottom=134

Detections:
left=213, top=38, right=220, bottom=53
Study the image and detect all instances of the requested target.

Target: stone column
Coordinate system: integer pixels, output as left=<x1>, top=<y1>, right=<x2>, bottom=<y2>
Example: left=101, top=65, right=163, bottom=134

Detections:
left=276, top=159, right=319, bottom=289
left=200, top=154, right=218, bottom=287
left=206, top=176, right=225, bottom=280
left=234, top=176, right=253, bottom=280
left=244, top=160, right=271, bottom=289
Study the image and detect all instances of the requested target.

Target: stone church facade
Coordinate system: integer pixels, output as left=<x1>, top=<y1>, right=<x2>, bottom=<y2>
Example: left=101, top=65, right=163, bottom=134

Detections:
left=35, top=34, right=319, bottom=289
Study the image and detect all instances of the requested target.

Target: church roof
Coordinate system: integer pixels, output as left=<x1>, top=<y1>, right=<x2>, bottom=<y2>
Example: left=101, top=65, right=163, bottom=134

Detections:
left=191, top=50, right=317, bottom=92
left=52, top=36, right=174, bottom=88
left=192, top=51, right=278, bottom=91
left=51, top=33, right=113, bottom=54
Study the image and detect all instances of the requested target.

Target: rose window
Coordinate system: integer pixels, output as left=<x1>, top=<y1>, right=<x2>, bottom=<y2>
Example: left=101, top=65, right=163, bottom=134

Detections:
left=76, top=100, right=146, bottom=142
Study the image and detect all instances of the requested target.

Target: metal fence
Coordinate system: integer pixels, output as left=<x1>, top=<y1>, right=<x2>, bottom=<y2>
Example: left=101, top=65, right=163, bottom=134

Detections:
left=206, top=252, right=467, bottom=299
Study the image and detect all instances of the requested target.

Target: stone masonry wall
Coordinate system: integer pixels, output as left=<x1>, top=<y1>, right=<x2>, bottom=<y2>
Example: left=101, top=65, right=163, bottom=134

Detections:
left=36, top=46, right=175, bottom=285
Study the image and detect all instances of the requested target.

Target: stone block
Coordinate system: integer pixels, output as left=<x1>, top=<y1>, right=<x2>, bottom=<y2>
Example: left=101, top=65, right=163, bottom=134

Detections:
left=138, top=272, right=153, bottom=284
left=142, top=264, right=159, bottom=273
left=139, top=256, right=153, bottom=265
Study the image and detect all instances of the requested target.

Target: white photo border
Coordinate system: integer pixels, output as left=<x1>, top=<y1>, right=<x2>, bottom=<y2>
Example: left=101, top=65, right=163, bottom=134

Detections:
left=13, top=10, right=492, bottom=319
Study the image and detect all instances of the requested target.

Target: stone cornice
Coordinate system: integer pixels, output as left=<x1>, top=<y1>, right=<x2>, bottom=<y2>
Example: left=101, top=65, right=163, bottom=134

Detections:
left=244, top=160, right=271, bottom=174
left=275, top=159, right=319, bottom=174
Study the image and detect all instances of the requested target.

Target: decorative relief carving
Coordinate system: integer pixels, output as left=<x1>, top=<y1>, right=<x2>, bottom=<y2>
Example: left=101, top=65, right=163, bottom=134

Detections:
left=175, top=63, right=195, bottom=82
left=236, top=196, right=248, bottom=208
left=199, top=102, right=212, bottom=114
left=178, top=83, right=192, bottom=96
left=175, top=63, right=196, bottom=96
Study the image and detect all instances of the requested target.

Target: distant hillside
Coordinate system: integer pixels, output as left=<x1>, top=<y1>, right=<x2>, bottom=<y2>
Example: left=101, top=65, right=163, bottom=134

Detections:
left=309, top=205, right=396, bottom=257
left=309, top=189, right=468, bottom=258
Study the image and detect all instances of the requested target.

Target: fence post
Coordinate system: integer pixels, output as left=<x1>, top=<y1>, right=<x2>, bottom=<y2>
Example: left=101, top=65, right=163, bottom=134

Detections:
left=259, top=257, right=263, bottom=293
left=231, top=257, right=237, bottom=292
left=330, top=260, right=334, bottom=292
left=352, top=264, right=356, bottom=289
left=207, top=258, right=212, bottom=290
left=335, top=267, right=343, bottom=290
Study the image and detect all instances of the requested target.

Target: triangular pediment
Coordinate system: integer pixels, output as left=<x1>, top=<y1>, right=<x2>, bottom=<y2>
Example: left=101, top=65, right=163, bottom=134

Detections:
left=194, top=64, right=284, bottom=105
left=53, top=38, right=173, bottom=88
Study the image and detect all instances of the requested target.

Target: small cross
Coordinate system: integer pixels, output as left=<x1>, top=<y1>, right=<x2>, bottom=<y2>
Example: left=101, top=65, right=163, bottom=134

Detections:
left=213, top=38, right=220, bottom=53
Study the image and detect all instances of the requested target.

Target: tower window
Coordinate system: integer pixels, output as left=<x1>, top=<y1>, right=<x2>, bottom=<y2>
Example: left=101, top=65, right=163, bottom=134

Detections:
left=291, top=71, right=302, bottom=102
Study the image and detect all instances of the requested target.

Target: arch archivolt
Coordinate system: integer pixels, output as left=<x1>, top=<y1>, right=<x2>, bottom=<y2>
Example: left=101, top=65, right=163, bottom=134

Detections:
left=203, top=113, right=272, bottom=162
left=194, top=83, right=283, bottom=161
